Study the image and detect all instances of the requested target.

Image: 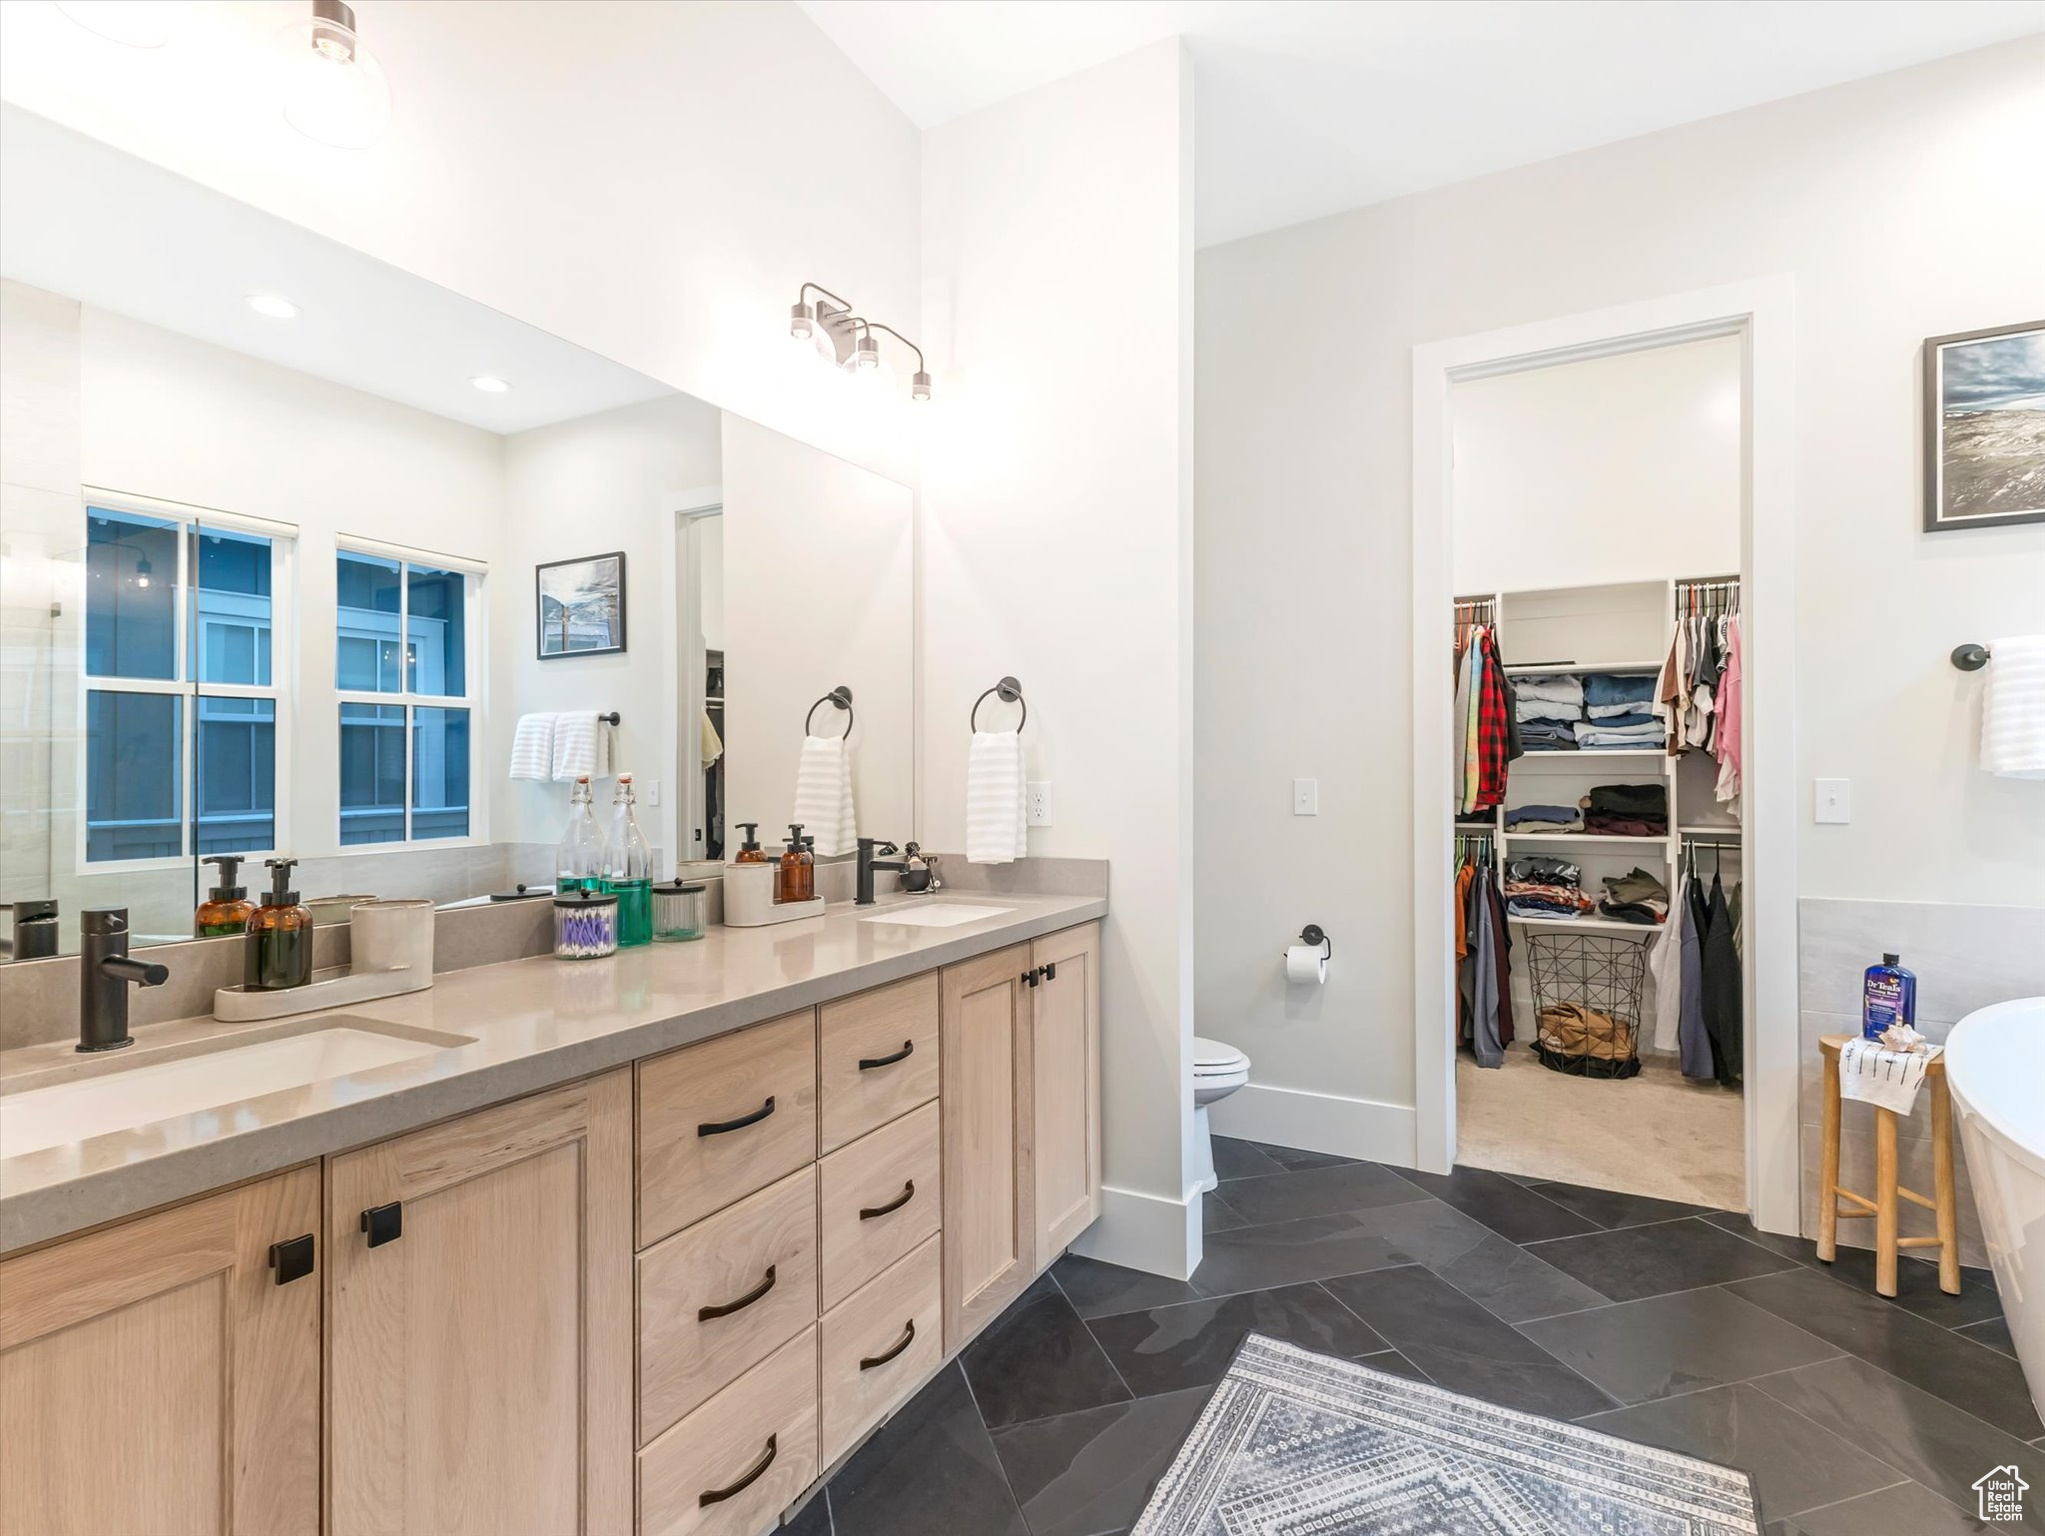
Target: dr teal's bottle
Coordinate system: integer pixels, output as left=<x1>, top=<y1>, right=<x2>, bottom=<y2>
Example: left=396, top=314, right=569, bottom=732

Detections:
left=1860, top=953, right=1917, bottom=1041
left=603, top=774, right=654, bottom=947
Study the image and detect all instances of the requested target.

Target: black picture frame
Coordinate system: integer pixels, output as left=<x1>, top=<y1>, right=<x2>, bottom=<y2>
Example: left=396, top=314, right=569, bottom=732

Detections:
left=535, top=551, right=627, bottom=659
left=1923, top=319, right=2045, bottom=533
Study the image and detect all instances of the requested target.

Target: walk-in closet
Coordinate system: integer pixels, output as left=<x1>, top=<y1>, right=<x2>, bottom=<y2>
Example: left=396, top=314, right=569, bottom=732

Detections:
left=1446, top=336, right=1748, bottom=1211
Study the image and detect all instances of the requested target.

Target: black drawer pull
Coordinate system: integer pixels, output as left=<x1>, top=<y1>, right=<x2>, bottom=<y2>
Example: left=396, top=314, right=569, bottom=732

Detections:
left=859, top=1318, right=917, bottom=1371
left=698, top=1096, right=775, bottom=1137
left=1042, top=960, right=1057, bottom=982
left=699, top=1434, right=777, bottom=1507
left=360, top=1202, right=402, bottom=1248
left=859, top=1179, right=915, bottom=1221
left=857, top=1040, right=915, bottom=1071
left=698, top=1265, right=777, bottom=1322
left=268, top=1233, right=316, bottom=1285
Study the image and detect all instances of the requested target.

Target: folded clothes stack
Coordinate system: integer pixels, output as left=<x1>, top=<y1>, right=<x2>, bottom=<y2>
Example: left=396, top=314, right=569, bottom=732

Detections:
left=1514, top=673, right=1585, bottom=751
left=1578, top=673, right=1665, bottom=748
left=1503, top=853, right=1594, bottom=919
left=1580, top=782, right=1669, bottom=836
left=1599, top=866, right=1671, bottom=925
left=1504, top=803, right=1585, bottom=832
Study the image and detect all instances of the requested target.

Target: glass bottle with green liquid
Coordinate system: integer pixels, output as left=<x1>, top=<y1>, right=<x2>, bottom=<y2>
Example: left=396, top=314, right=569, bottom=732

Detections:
left=603, top=774, right=655, bottom=947
left=556, top=774, right=608, bottom=895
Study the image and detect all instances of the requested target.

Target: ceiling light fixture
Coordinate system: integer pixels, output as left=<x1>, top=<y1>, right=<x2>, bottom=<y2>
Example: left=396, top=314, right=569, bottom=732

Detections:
left=275, top=0, right=391, bottom=149
left=246, top=293, right=301, bottom=320
left=469, top=376, right=512, bottom=394
left=788, top=282, right=930, bottom=401
left=55, top=1, right=190, bottom=48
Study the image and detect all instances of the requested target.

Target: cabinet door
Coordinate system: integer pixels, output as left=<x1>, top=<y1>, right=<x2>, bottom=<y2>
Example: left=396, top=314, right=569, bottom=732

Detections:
left=1032, top=921, right=1103, bottom=1263
left=941, top=942, right=1035, bottom=1346
left=327, top=1071, right=633, bottom=1536
left=0, top=1166, right=321, bottom=1536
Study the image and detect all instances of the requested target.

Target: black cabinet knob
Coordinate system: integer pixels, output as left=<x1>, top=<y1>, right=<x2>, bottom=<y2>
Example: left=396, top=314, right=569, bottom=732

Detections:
left=360, top=1202, right=403, bottom=1248
left=268, top=1232, right=316, bottom=1284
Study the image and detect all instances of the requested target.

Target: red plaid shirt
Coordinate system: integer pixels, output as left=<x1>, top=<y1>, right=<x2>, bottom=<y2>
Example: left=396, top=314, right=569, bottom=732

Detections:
left=1473, top=629, right=1510, bottom=810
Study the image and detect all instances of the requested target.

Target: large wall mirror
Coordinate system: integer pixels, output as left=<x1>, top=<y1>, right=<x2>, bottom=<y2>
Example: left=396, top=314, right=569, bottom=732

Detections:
left=0, top=105, right=916, bottom=959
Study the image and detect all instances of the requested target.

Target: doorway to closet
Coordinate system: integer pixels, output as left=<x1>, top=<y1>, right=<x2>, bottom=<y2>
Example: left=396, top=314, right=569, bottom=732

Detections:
left=1411, top=281, right=1799, bottom=1236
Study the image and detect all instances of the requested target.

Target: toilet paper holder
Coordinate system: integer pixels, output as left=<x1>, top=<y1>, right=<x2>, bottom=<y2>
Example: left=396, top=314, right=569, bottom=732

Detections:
left=1293, top=924, right=1331, bottom=960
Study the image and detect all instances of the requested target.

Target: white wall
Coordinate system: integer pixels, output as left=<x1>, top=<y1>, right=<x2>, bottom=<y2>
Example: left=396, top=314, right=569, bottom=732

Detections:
left=921, top=40, right=1200, bottom=1276
left=1197, top=42, right=2045, bottom=1157
left=496, top=392, right=723, bottom=861
left=1451, top=335, right=1742, bottom=593
left=0, top=0, right=922, bottom=486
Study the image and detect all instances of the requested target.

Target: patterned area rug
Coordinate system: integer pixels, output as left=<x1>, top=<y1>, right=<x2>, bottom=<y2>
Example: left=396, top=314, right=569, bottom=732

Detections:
left=1134, top=1335, right=1759, bottom=1535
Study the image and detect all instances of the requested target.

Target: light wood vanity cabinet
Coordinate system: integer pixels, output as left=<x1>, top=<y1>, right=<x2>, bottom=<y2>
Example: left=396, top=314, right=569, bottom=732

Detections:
left=0, top=1165, right=322, bottom=1536
left=1030, top=922, right=1104, bottom=1263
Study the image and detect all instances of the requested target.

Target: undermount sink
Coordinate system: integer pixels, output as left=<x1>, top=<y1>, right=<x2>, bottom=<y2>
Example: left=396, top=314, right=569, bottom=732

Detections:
left=0, top=1018, right=474, bottom=1160
left=859, top=901, right=1014, bottom=929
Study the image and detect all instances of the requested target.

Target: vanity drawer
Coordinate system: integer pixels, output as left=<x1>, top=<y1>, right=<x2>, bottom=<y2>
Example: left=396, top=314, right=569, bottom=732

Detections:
left=818, top=1100, right=941, bottom=1309
left=819, top=1235, right=944, bottom=1465
left=637, top=1325, right=819, bottom=1536
left=637, top=1164, right=819, bottom=1445
left=638, top=1011, right=818, bottom=1248
left=819, top=972, right=941, bottom=1154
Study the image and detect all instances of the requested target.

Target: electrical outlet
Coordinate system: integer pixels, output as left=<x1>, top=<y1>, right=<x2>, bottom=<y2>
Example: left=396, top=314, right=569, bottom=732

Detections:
left=1027, top=781, right=1052, bottom=827
left=1292, top=777, right=1318, bottom=816
left=1814, top=777, right=1850, bottom=824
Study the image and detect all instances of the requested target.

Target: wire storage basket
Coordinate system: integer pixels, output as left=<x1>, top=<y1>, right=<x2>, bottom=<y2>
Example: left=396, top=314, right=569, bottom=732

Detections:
left=1525, top=930, right=1649, bottom=1079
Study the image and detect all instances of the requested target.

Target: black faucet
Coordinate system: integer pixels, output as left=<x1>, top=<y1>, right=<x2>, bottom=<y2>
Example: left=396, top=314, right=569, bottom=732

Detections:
left=79, top=907, right=168, bottom=1053
left=856, top=839, right=909, bottom=906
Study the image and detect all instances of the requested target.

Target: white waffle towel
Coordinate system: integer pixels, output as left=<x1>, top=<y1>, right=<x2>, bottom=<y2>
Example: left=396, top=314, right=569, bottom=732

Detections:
left=551, top=712, right=613, bottom=781
left=1982, top=634, right=2045, bottom=779
left=792, top=735, right=857, bottom=857
left=966, top=729, right=1027, bottom=864
left=1839, top=1038, right=1941, bottom=1115
left=510, top=713, right=556, bottom=780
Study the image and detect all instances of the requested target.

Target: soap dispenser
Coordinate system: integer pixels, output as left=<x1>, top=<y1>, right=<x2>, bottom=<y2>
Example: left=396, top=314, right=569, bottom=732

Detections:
left=245, top=858, right=313, bottom=991
left=731, top=823, right=769, bottom=864
left=779, top=825, right=813, bottom=904
left=196, top=855, right=255, bottom=937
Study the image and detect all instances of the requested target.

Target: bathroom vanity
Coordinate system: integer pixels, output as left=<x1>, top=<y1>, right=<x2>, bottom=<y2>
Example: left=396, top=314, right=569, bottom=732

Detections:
left=0, top=897, right=1103, bottom=1536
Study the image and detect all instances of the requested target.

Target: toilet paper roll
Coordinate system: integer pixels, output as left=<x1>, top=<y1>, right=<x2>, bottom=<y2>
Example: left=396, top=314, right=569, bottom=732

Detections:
left=1284, top=944, right=1327, bottom=985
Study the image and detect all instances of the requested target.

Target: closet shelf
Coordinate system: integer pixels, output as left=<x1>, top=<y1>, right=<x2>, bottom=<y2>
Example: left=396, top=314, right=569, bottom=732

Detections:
left=1503, top=661, right=1661, bottom=674
left=1507, top=914, right=1666, bottom=938
left=1517, top=749, right=1672, bottom=764
left=1501, top=831, right=1672, bottom=846
left=1677, top=823, right=1740, bottom=836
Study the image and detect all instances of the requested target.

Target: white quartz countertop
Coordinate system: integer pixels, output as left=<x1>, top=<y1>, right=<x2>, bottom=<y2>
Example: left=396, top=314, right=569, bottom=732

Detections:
left=0, top=891, right=1104, bottom=1254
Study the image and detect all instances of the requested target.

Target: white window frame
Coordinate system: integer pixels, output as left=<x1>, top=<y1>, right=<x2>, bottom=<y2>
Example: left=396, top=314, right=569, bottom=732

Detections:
left=77, top=489, right=295, bottom=876
left=334, top=537, right=487, bottom=850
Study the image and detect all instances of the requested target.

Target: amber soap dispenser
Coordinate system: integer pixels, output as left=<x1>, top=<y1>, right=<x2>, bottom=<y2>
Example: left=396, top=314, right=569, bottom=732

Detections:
left=245, top=857, right=314, bottom=991
left=779, top=824, right=813, bottom=903
left=196, top=854, right=255, bottom=937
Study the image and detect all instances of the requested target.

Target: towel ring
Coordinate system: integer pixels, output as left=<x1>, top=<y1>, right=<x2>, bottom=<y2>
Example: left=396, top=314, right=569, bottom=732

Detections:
left=970, top=676, right=1027, bottom=733
left=806, top=686, right=854, bottom=738
left=1951, top=643, right=1991, bottom=672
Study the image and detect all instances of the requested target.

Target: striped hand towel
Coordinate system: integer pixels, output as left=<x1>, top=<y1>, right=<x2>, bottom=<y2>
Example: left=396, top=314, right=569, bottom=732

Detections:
left=551, top=712, right=613, bottom=781
left=792, top=735, right=857, bottom=857
left=1838, top=1038, right=1941, bottom=1115
left=967, top=729, right=1027, bottom=864
left=1982, top=634, right=2045, bottom=780
left=510, top=713, right=556, bottom=780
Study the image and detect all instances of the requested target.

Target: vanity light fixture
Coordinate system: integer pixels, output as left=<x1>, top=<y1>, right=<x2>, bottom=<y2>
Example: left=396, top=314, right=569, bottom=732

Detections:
left=469, top=376, right=512, bottom=394
left=788, top=282, right=931, bottom=400
left=246, top=293, right=301, bottom=320
left=133, top=556, right=153, bottom=590
left=275, top=0, right=391, bottom=150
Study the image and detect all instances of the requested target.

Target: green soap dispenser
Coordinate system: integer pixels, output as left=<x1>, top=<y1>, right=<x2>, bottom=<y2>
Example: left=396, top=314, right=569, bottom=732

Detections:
left=245, top=858, right=314, bottom=991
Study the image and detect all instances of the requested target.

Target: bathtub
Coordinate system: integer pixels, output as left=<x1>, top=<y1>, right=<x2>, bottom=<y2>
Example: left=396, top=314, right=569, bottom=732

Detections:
left=1946, top=995, right=2045, bottom=1413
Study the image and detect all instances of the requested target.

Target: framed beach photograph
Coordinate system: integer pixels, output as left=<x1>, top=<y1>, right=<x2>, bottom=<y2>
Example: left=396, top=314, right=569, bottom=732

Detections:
left=535, top=551, right=627, bottom=658
left=1923, top=320, right=2045, bottom=532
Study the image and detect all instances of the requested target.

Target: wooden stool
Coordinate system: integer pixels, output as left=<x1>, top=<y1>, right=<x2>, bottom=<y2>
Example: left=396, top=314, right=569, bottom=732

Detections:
left=1816, top=1034, right=1960, bottom=1297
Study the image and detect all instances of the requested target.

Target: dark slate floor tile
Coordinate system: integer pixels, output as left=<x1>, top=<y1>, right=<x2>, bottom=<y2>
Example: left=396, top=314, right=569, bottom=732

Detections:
left=1806, top=1246, right=2003, bottom=1328
left=1087, top=1283, right=1385, bottom=1398
left=960, top=1275, right=1132, bottom=1430
left=1252, top=1141, right=1360, bottom=1172
left=1749, top=1354, right=2045, bottom=1514
left=780, top=1489, right=833, bottom=1534
left=1765, top=1479, right=2013, bottom=1534
left=1201, top=1191, right=1247, bottom=1235
left=1522, top=1178, right=1716, bottom=1230
left=1425, top=1231, right=1609, bottom=1324
left=1527, top=1217, right=1800, bottom=1301
left=989, top=1386, right=1209, bottom=1536
left=1727, top=1268, right=2043, bottom=1439
left=1211, top=1160, right=1432, bottom=1228
left=826, top=1362, right=1028, bottom=1536
left=1353, top=1349, right=1433, bottom=1385
left=1579, top=1382, right=1906, bottom=1522
left=1191, top=1198, right=1492, bottom=1297
left=1320, top=1264, right=1617, bottom=1420
left=1210, top=1137, right=1285, bottom=1180
left=1392, top=1165, right=1601, bottom=1243
left=1052, top=1254, right=1202, bottom=1321
left=1521, top=1286, right=1841, bottom=1406
left=1957, top=1316, right=2018, bottom=1359
left=1702, top=1210, right=1819, bottom=1266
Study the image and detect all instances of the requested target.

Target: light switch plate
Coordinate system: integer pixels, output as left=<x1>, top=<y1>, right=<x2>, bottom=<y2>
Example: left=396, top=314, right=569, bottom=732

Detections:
left=645, top=779, right=661, bottom=806
left=1027, top=782, right=1052, bottom=827
left=1293, top=777, right=1318, bottom=816
left=1814, top=777, right=1851, bottom=824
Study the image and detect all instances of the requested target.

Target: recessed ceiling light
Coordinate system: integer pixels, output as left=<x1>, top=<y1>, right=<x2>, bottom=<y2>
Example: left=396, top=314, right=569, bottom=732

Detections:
left=246, top=293, right=301, bottom=319
left=469, top=376, right=512, bottom=394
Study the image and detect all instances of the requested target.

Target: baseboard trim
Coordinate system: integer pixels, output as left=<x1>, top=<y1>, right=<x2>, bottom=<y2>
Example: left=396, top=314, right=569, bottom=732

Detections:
left=1209, top=1083, right=1420, bottom=1168
left=1068, top=1182, right=1202, bottom=1281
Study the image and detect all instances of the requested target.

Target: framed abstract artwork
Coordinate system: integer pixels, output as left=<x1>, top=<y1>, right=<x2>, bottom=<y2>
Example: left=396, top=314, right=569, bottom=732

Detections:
left=536, top=551, right=627, bottom=658
left=1923, top=320, right=2045, bottom=532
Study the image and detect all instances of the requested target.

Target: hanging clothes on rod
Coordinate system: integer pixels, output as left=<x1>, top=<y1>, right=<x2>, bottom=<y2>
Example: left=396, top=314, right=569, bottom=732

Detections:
left=1452, top=618, right=1520, bottom=815
left=1453, top=835, right=1513, bottom=1068
left=1655, top=580, right=1745, bottom=814
left=1664, top=835, right=1743, bottom=1087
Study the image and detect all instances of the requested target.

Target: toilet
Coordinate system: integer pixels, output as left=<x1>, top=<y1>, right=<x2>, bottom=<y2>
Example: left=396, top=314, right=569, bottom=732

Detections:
left=1191, top=1035, right=1252, bottom=1192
